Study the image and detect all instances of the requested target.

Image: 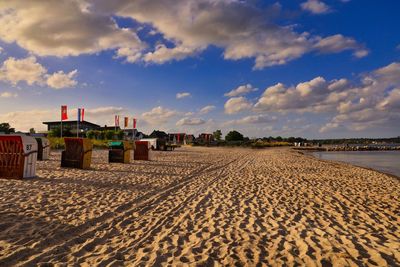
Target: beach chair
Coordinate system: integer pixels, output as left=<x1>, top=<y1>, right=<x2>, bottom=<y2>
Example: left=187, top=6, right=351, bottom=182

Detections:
left=134, top=141, right=151, bottom=160
left=36, top=137, right=50, bottom=160
left=108, top=141, right=134, bottom=163
left=61, top=138, right=93, bottom=169
left=0, top=135, right=38, bottom=179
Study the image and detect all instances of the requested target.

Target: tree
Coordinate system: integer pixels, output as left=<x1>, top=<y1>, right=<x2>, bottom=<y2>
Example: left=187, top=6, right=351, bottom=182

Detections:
left=86, top=130, right=96, bottom=139
left=213, top=130, right=222, bottom=141
left=29, top=128, right=36, bottom=134
left=0, top=123, right=15, bottom=134
left=225, top=130, right=244, bottom=142
left=117, top=130, right=124, bottom=140
left=105, top=130, right=115, bottom=140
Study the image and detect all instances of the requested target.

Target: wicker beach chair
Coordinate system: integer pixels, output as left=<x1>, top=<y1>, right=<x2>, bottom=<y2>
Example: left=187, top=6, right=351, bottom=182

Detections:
left=0, top=135, right=38, bottom=179
left=61, top=138, right=93, bottom=169
left=109, top=141, right=134, bottom=163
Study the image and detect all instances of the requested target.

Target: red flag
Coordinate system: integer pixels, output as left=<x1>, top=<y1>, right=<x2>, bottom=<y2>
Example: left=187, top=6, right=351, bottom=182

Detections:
left=177, top=134, right=180, bottom=143
left=81, top=108, right=84, bottom=121
left=124, top=117, right=129, bottom=128
left=133, top=118, right=137, bottom=129
left=61, top=105, right=68, bottom=121
left=115, top=115, right=119, bottom=127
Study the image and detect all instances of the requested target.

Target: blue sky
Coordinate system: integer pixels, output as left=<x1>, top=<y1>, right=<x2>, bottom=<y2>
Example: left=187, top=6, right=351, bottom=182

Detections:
left=0, top=0, right=399, bottom=138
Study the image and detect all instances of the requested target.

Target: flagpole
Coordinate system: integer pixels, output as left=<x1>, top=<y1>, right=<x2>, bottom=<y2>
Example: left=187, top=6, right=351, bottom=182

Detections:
left=61, top=106, right=63, bottom=138
left=77, top=108, right=79, bottom=138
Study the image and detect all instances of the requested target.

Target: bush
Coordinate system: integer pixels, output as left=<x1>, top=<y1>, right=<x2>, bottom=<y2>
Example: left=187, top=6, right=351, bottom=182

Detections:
left=225, top=130, right=244, bottom=142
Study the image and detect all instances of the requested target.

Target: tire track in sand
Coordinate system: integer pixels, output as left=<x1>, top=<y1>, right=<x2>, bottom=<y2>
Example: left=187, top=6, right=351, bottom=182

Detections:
left=3, top=151, right=248, bottom=266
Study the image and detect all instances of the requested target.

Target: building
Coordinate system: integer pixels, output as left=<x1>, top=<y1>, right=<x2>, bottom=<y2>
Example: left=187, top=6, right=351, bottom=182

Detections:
left=149, top=130, right=169, bottom=140
left=43, top=120, right=100, bottom=133
left=123, top=129, right=145, bottom=140
left=197, top=133, right=214, bottom=144
left=185, top=134, right=195, bottom=144
left=168, top=133, right=186, bottom=145
left=98, top=125, right=121, bottom=131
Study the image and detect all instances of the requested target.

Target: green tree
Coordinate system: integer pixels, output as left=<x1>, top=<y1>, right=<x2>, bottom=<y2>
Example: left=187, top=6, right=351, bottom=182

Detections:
left=86, top=130, right=96, bottom=139
left=225, top=130, right=244, bottom=142
left=117, top=130, right=124, bottom=140
left=105, top=130, right=115, bottom=140
left=49, top=126, right=61, bottom=137
left=0, top=123, right=15, bottom=134
left=213, top=130, right=222, bottom=141
left=29, top=128, right=36, bottom=134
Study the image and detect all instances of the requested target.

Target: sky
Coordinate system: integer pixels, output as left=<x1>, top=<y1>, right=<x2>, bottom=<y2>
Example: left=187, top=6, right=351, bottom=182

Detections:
left=0, top=0, right=399, bottom=139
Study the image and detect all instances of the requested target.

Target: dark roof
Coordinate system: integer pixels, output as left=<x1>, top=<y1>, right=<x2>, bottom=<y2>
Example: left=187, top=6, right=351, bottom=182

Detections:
left=43, top=120, right=100, bottom=128
left=150, top=130, right=168, bottom=139
left=99, top=126, right=121, bottom=131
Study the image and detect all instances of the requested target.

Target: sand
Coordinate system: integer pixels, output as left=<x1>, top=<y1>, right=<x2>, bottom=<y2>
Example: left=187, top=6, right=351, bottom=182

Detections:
left=0, top=147, right=399, bottom=266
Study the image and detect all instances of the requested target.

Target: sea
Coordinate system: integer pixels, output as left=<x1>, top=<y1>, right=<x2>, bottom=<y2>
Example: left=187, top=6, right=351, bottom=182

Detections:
left=312, top=150, right=400, bottom=178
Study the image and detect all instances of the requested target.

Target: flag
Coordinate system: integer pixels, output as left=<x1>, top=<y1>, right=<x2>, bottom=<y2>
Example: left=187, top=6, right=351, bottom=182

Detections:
left=115, top=115, right=120, bottom=127
left=133, top=118, right=137, bottom=129
left=124, top=117, right=129, bottom=128
left=177, top=133, right=180, bottom=143
left=61, top=105, right=68, bottom=121
left=77, top=108, right=84, bottom=122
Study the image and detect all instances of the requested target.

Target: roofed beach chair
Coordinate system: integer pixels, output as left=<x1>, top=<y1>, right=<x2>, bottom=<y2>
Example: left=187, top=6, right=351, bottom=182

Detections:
left=61, top=138, right=93, bottom=169
left=36, top=137, right=51, bottom=161
left=0, top=135, right=38, bottom=179
left=108, top=141, right=134, bottom=163
left=134, top=141, right=151, bottom=160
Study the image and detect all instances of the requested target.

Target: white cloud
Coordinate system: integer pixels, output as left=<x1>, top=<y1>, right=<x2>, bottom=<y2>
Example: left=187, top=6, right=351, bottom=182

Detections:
left=314, top=34, right=368, bottom=58
left=0, top=56, right=78, bottom=89
left=0, top=109, right=56, bottom=132
left=0, top=1, right=145, bottom=62
left=225, top=114, right=277, bottom=125
left=176, top=92, right=191, bottom=99
left=176, top=117, right=206, bottom=126
left=255, top=77, right=335, bottom=113
left=142, top=106, right=178, bottom=124
left=224, top=97, right=252, bottom=114
left=199, top=105, right=216, bottom=114
left=144, top=44, right=202, bottom=64
left=0, top=91, right=18, bottom=98
left=301, top=0, right=331, bottom=14
left=224, top=84, right=258, bottom=97
left=0, top=56, right=46, bottom=85
left=85, top=106, right=125, bottom=116
left=46, top=70, right=78, bottom=89
left=0, top=1, right=366, bottom=69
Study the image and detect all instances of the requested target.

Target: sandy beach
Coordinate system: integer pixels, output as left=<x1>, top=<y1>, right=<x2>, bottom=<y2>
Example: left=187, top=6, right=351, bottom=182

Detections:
left=0, top=147, right=399, bottom=266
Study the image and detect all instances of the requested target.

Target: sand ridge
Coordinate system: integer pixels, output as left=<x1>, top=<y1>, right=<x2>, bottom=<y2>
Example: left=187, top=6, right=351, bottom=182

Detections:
left=0, top=147, right=399, bottom=266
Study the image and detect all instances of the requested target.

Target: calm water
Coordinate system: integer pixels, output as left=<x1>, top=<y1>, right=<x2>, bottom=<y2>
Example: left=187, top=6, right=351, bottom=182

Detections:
left=312, top=151, right=400, bottom=177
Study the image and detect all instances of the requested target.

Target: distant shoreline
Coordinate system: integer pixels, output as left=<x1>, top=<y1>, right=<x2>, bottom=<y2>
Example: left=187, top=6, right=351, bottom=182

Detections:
left=300, top=149, right=400, bottom=180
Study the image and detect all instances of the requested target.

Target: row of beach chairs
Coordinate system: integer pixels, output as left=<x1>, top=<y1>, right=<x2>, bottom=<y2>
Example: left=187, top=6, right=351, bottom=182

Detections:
left=0, top=135, right=152, bottom=179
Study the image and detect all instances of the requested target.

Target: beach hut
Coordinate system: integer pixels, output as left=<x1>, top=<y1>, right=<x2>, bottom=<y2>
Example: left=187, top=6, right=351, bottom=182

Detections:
left=0, top=134, right=38, bottom=179
left=108, top=141, right=134, bottom=163
left=134, top=141, right=151, bottom=160
left=35, top=137, right=50, bottom=160
left=61, top=138, right=93, bottom=169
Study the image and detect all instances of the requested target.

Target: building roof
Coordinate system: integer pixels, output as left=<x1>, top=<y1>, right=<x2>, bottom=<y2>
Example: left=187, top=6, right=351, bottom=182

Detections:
left=99, top=125, right=121, bottom=131
left=43, top=120, right=100, bottom=128
left=150, top=130, right=168, bottom=139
